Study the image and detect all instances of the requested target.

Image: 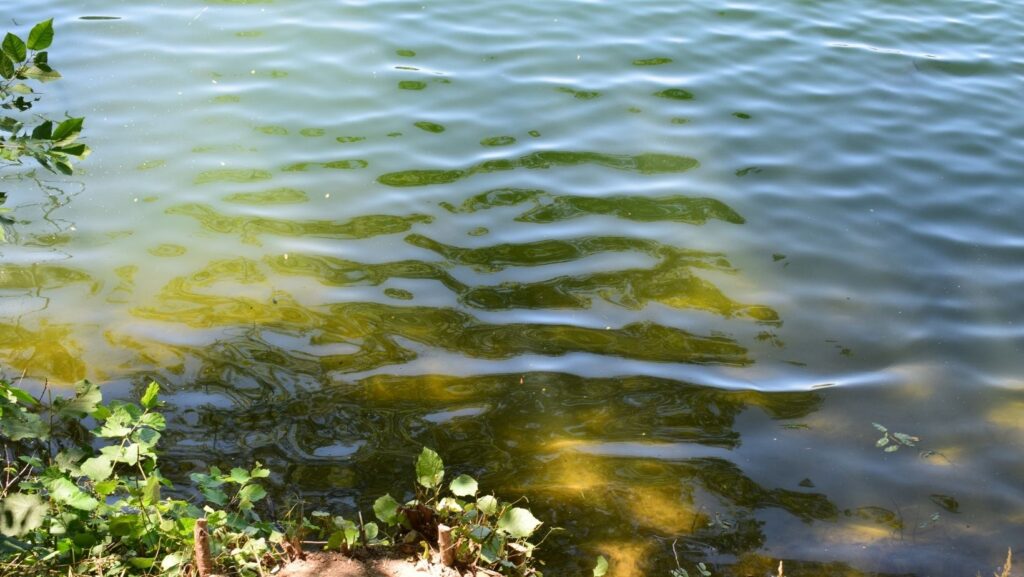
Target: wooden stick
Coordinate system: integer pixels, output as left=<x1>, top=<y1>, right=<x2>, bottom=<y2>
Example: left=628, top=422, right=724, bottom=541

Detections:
left=437, top=524, right=455, bottom=567
left=194, top=518, right=215, bottom=577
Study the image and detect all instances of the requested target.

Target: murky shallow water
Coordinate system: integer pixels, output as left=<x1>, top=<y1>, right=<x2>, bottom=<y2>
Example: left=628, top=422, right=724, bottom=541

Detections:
left=2, top=1, right=1024, bottom=574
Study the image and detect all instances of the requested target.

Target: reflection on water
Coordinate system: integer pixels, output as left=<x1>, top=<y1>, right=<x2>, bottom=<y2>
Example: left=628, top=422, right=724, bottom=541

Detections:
left=166, top=204, right=433, bottom=245
left=378, top=151, right=699, bottom=187
left=440, top=188, right=745, bottom=225
left=1, top=139, right=849, bottom=575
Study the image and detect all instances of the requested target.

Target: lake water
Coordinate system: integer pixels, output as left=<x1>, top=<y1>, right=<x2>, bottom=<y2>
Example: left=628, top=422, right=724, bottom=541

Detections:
left=2, top=1, right=1023, bottom=575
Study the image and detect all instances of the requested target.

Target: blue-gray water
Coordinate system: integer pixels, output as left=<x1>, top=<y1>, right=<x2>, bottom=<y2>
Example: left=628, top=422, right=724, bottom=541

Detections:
left=2, top=1, right=1023, bottom=575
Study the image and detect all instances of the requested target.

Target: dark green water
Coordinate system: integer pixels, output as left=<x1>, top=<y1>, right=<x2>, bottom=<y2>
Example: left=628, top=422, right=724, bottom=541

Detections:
left=2, top=1, right=1023, bottom=575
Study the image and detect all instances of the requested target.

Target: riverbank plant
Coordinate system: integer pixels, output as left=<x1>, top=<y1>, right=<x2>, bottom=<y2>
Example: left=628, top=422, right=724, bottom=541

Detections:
left=0, top=376, right=550, bottom=576
left=1, top=19, right=89, bottom=228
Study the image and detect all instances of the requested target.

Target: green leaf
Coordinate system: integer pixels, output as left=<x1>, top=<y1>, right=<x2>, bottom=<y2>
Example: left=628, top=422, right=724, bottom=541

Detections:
left=0, top=493, right=47, bottom=537
left=20, top=65, right=60, bottom=81
left=128, top=557, right=155, bottom=569
left=27, top=19, right=54, bottom=51
left=94, top=479, right=118, bottom=497
left=326, top=530, right=346, bottom=550
left=497, top=507, right=541, bottom=538
left=238, top=484, right=266, bottom=509
left=468, top=524, right=492, bottom=542
left=1, top=383, right=38, bottom=406
left=450, top=474, right=478, bottom=497
left=480, top=534, right=505, bottom=564
left=80, top=456, right=113, bottom=483
left=876, top=436, right=889, bottom=448
left=31, top=120, right=52, bottom=140
left=0, top=409, right=47, bottom=441
left=161, top=552, right=183, bottom=571
left=54, top=380, right=102, bottom=419
left=2, top=34, right=26, bottom=63
left=142, top=475, right=160, bottom=506
left=51, top=116, right=84, bottom=143
left=364, top=522, right=378, bottom=541
left=42, top=475, right=99, bottom=511
left=55, top=160, right=73, bottom=175
left=476, top=495, right=498, bottom=515
left=594, top=555, right=609, bottom=577
left=373, top=494, right=400, bottom=525
left=0, top=54, right=14, bottom=80
left=52, top=143, right=91, bottom=159
left=415, top=447, right=444, bottom=489
left=872, top=423, right=887, bottom=433
left=140, top=381, right=160, bottom=409
left=884, top=445, right=900, bottom=453
left=228, top=468, right=250, bottom=484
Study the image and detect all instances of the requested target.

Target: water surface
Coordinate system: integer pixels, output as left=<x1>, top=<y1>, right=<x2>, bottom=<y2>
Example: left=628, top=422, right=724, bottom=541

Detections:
left=2, top=1, right=1023, bottom=575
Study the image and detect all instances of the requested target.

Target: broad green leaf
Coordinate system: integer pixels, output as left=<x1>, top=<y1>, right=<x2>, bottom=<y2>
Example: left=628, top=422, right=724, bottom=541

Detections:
left=480, top=534, right=505, bottom=564
left=238, top=483, right=266, bottom=508
left=94, top=479, right=118, bottom=497
left=137, top=411, right=166, bottom=431
left=872, top=423, right=887, bottom=433
left=415, top=447, right=444, bottom=489
left=27, top=19, right=54, bottom=51
left=1, top=383, right=38, bottom=406
left=9, top=83, right=31, bottom=94
left=20, top=65, right=60, bottom=81
left=53, top=447, right=85, bottom=475
left=437, top=497, right=462, bottom=513
left=97, top=410, right=134, bottom=438
left=0, top=493, right=46, bottom=537
left=51, top=116, right=84, bottom=143
left=140, top=381, right=159, bottom=409
left=0, top=54, right=14, bottom=80
left=326, top=530, right=346, bottom=550
left=250, top=465, right=270, bottom=479
left=161, top=552, right=182, bottom=571
left=31, top=120, right=52, bottom=140
left=876, top=437, right=889, bottom=448
left=497, top=507, right=541, bottom=538
left=884, top=445, right=899, bottom=453
left=228, top=467, right=250, bottom=484
left=594, top=555, right=609, bottom=577
left=55, top=380, right=102, bottom=419
left=373, top=494, right=400, bottom=525
left=476, top=495, right=498, bottom=515
left=142, top=475, right=160, bottom=506
left=100, top=443, right=142, bottom=465
left=52, top=143, right=91, bottom=159
left=128, top=557, right=155, bottom=569
left=364, top=522, right=378, bottom=541
left=42, top=475, right=99, bottom=511
left=468, top=524, right=492, bottom=542
left=450, top=474, right=478, bottom=497
left=133, top=426, right=161, bottom=448
left=2, top=34, right=26, bottom=63
left=80, top=456, right=113, bottom=483
left=0, top=409, right=47, bottom=441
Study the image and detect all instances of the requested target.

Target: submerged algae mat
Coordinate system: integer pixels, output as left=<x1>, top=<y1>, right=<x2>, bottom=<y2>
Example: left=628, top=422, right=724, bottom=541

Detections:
left=3, top=0, right=1024, bottom=575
